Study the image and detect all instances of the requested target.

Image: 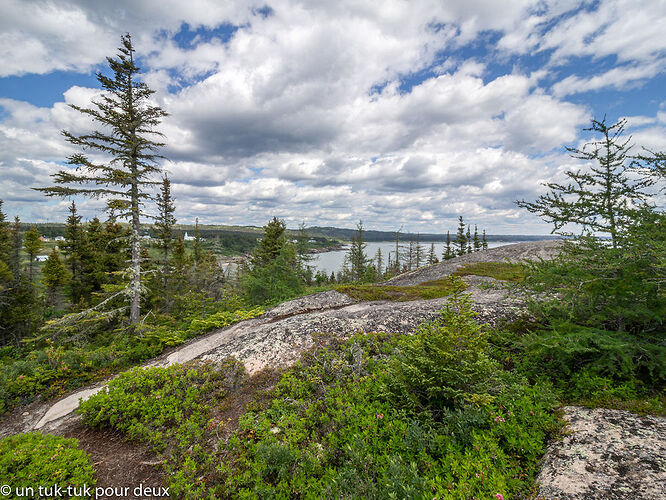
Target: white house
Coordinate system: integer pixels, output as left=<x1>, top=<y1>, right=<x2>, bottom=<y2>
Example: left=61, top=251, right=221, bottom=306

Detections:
left=183, top=232, right=196, bottom=241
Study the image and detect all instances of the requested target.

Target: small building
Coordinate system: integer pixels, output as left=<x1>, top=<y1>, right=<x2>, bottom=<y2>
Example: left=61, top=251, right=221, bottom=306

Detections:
left=54, top=236, right=65, bottom=242
left=183, top=232, right=196, bottom=241
left=35, top=255, right=49, bottom=262
left=40, top=236, right=50, bottom=242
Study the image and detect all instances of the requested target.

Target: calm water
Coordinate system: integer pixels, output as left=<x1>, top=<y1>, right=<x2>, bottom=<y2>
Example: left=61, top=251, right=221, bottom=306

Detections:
left=310, top=240, right=523, bottom=275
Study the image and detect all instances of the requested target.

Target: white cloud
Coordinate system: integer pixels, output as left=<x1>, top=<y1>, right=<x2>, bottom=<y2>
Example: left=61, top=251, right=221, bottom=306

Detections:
left=552, top=62, right=662, bottom=97
left=1, top=0, right=665, bottom=232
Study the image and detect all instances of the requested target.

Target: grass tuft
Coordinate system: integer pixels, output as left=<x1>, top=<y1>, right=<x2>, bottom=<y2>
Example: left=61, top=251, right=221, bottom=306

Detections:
left=335, top=276, right=466, bottom=302
left=453, top=261, right=526, bottom=282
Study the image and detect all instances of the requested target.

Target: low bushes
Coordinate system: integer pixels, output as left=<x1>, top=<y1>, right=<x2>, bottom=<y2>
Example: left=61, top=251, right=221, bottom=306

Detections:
left=0, top=432, right=95, bottom=497
left=78, top=293, right=561, bottom=498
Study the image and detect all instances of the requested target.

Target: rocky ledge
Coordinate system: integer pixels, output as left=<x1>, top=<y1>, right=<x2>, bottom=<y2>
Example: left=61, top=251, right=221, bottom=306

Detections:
left=537, top=406, right=666, bottom=499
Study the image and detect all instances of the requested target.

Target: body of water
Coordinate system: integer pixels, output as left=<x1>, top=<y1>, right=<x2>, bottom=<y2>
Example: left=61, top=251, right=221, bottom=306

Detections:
left=309, top=240, right=526, bottom=276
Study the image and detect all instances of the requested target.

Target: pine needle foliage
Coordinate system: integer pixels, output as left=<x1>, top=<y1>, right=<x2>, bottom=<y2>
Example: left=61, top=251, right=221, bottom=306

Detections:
left=516, top=118, right=653, bottom=247
left=35, top=34, right=168, bottom=323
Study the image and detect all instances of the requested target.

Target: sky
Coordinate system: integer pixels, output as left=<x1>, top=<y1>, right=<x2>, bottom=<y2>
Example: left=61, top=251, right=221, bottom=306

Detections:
left=1, top=0, right=665, bottom=234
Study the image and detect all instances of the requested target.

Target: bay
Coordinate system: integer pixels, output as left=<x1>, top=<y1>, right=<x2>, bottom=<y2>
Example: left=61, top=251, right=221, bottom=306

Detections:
left=310, top=240, right=527, bottom=275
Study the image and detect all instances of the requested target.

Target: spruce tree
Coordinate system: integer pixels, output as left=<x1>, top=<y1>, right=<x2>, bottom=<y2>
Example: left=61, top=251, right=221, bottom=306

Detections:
left=375, top=248, right=384, bottom=279
left=42, top=248, right=69, bottom=308
left=415, top=233, right=424, bottom=268
left=63, top=202, right=84, bottom=303
left=482, top=229, right=488, bottom=250
left=473, top=225, right=481, bottom=252
left=443, top=230, right=455, bottom=260
left=252, top=217, right=287, bottom=268
left=170, top=236, right=189, bottom=295
left=427, top=242, right=437, bottom=265
left=23, top=227, right=43, bottom=283
left=35, top=34, right=168, bottom=323
left=348, top=220, right=369, bottom=282
left=466, top=225, right=472, bottom=254
left=154, top=175, right=176, bottom=311
left=9, top=217, right=22, bottom=279
left=516, top=118, right=653, bottom=248
left=454, top=216, right=466, bottom=256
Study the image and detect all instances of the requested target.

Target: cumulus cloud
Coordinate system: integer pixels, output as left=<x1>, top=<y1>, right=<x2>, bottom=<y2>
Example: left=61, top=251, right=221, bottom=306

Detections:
left=1, top=0, right=665, bottom=232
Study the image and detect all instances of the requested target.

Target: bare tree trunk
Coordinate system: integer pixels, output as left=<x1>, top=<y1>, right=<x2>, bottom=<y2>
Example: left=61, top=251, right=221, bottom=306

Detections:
left=163, top=246, right=169, bottom=313
left=130, top=207, right=141, bottom=324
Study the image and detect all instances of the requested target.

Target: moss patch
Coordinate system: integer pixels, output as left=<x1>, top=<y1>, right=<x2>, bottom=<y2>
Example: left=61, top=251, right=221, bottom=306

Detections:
left=453, top=261, right=526, bottom=282
left=335, top=276, right=466, bottom=302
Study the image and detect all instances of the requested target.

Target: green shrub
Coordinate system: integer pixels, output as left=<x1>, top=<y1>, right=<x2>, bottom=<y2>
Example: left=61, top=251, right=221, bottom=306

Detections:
left=0, top=432, right=95, bottom=498
left=242, top=244, right=304, bottom=305
left=523, top=215, right=665, bottom=336
left=517, top=321, right=666, bottom=393
left=382, top=293, right=499, bottom=416
left=210, top=328, right=558, bottom=499
left=78, top=360, right=246, bottom=452
left=0, top=295, right=261, bottom=416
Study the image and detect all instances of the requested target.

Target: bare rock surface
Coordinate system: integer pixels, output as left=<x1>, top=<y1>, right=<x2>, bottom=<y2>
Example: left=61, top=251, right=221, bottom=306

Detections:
left=537, top=406, right=666, bottom=499
left=386, top=239, right=563, bottom=286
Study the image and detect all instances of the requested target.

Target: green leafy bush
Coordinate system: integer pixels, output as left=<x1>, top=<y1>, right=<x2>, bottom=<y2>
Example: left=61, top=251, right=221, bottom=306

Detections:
left=78, top=360, right=246, bottom=452
left=242, top=245, right=304, bottom=305
left=0, top=292, right=261, bottom=416
left=382, top=293, right=499, bottom=415
left=0, top=432, right=95, bottom=497
left=210, top=329, right=558, bottom=499
left=516, top=321, right=665, bottom=408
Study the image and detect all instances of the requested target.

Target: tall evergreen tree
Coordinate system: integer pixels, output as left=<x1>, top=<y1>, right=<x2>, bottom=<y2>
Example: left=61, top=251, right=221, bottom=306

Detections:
left=154, top=175, right=176, bottom=311
left=375, top=247, right=384, bottom=279
left=482, top=229, right=488, bottom=250
left=415, top=233, right=424, bottom=268
left=443, top=230, right=455, bottom=260
left=473, top=225, right=481, bottom=252
left=516, top=118, right=653, bottom=248
left=348, top=220, right=369, bottom=282
left=63, top=202, right=84, bottom=303
left=23, top=226, right=43, bottom=283
left=454, top=216, right=466, bottom=256
left=252, top=217, right=287, bottom=268
left=42, top=248, right=69, bottom=308
left=35, top=34, right=168, bottom=324
left=427, top=242, right=437, bottom=265
left=466, top=225, right=472, bottom=254
left=170, top=236, right=189, bottom=295
left=9, top=217, right=22, bottom=279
